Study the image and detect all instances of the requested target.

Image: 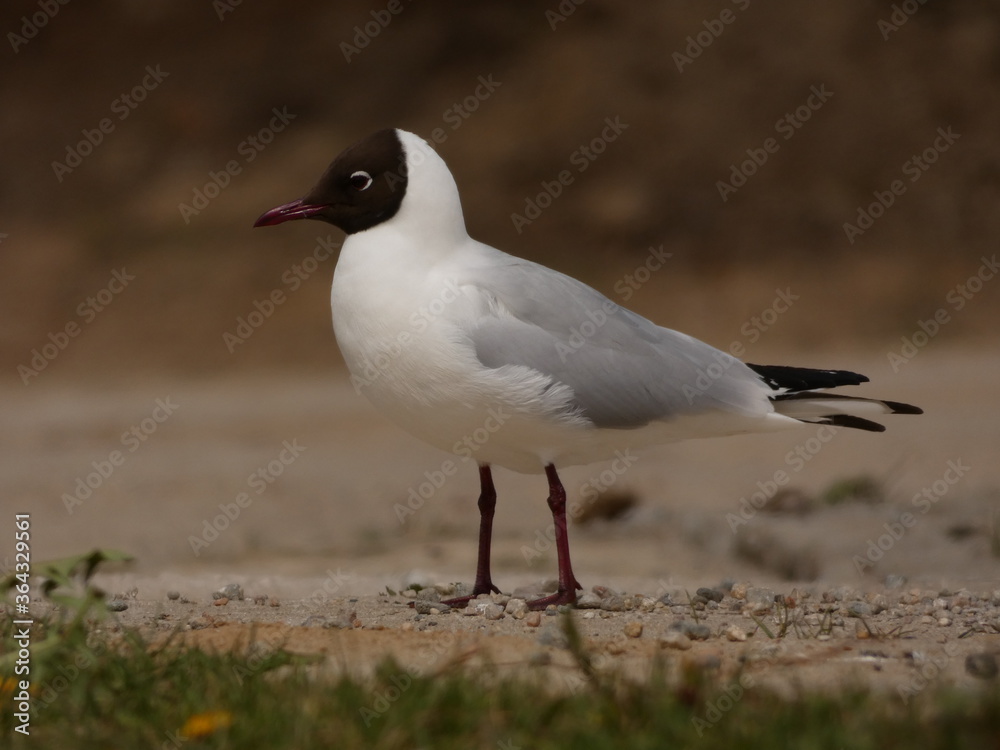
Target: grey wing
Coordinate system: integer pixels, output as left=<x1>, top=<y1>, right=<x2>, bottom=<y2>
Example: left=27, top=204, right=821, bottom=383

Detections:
left=462, top=253, right=772, bottom=428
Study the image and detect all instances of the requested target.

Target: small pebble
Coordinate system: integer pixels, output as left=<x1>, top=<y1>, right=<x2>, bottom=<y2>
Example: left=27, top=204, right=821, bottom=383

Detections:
left=660, top=631, right=693, bottom=650
left=606, top=641, right=626, bottom=655
left=671, top=620, right=711, bottom=641
left=414, top=600, right=448, bottom=615
left=745, top=588, right=776, bottom=614
left=213, top=597, right=229, bottom=607
left=696, top=587, right=724, bottom=603
left=166, top=590, right=180, bottom=601
left=107, top=599, right=128, bottom=612
left=600, top=595, right=626, bottom=612
left=525, top=612, right=542, bottom=627
left=269, top=599, right=280, bottom=607
left=847, top=601, right=873, bottom=618
left=623, top=622, right=643, bottom=638
left=724, top=624, right=747, bottom=642
left=505, top=598, right=529, bottom=619
left=416, top=589, right=442, bottom=603
left=482, top=604, right=505, bottom=621
left=730, top=582, right=750, bottom=601
left=214, top=583, right=244, bottom=601
left=576, top=592, right=602, bottom=609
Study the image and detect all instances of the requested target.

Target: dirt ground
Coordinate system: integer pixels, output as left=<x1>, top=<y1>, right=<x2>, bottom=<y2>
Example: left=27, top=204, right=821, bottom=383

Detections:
left=6, top=345, right=1000, bottom=693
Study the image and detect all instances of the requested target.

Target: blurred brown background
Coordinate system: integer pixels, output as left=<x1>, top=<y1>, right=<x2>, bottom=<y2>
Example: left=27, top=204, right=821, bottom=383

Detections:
left=2, top=2, right=998, bottom=589
left=2, top=1, right=998, bottom=380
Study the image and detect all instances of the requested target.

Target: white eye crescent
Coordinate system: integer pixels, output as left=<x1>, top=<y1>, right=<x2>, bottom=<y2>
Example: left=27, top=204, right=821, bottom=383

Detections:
left=350, top=170, right=373, bottom=191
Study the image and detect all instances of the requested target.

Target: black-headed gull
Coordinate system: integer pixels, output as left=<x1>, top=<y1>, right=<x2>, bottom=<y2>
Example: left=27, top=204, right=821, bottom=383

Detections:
left=254, top=129, right=921, bottom=609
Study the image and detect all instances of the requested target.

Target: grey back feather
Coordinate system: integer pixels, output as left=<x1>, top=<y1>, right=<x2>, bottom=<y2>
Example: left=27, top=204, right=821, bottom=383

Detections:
left=460, top=250, right=771, bottom=428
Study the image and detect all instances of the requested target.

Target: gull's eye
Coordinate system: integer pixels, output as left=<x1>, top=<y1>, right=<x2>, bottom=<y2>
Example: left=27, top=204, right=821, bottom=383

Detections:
left=349, top=170, right=373, bottom=191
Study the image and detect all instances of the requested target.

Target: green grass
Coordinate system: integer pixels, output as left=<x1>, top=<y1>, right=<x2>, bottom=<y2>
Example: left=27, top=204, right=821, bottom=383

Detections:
left=3, top=614, right=1000, bottom=750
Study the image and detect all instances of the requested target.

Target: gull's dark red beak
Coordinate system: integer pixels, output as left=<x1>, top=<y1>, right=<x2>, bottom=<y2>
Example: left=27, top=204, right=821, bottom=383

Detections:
left=253, top=198, right=327, bottom=227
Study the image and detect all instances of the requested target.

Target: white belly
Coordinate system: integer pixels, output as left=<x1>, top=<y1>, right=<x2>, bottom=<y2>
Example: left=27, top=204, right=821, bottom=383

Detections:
left=329, top=236, right=800, bottom=474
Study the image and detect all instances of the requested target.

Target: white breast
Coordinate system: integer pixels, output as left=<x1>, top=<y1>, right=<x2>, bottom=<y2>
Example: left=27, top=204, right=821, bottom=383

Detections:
left=330, top=230, right=590, bottom=472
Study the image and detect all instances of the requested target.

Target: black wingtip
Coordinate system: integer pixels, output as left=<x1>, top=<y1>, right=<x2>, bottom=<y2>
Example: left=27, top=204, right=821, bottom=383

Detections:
left=747, top=363, right=869, bottom=392
left=883, top=400, right=924, bottom=415
left=822, top=415, right=887, bottom=432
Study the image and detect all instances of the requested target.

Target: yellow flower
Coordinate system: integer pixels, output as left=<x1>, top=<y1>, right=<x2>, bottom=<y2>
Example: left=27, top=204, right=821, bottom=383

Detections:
left=0, top=677, right=17, bottom=697
left=0, top=677, right=33, bottom=697
left=180, top=710, right=233, bottom=739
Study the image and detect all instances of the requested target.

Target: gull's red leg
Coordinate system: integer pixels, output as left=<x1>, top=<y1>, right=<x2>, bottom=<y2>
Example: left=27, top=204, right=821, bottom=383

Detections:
left=441, top=464, right=501, bottom=607
left=526, top=464, right=582, bottom=610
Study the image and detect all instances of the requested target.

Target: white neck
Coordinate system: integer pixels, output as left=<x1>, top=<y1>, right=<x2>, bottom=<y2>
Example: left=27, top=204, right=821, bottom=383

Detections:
left=389, top=131, right=470, bottom=250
